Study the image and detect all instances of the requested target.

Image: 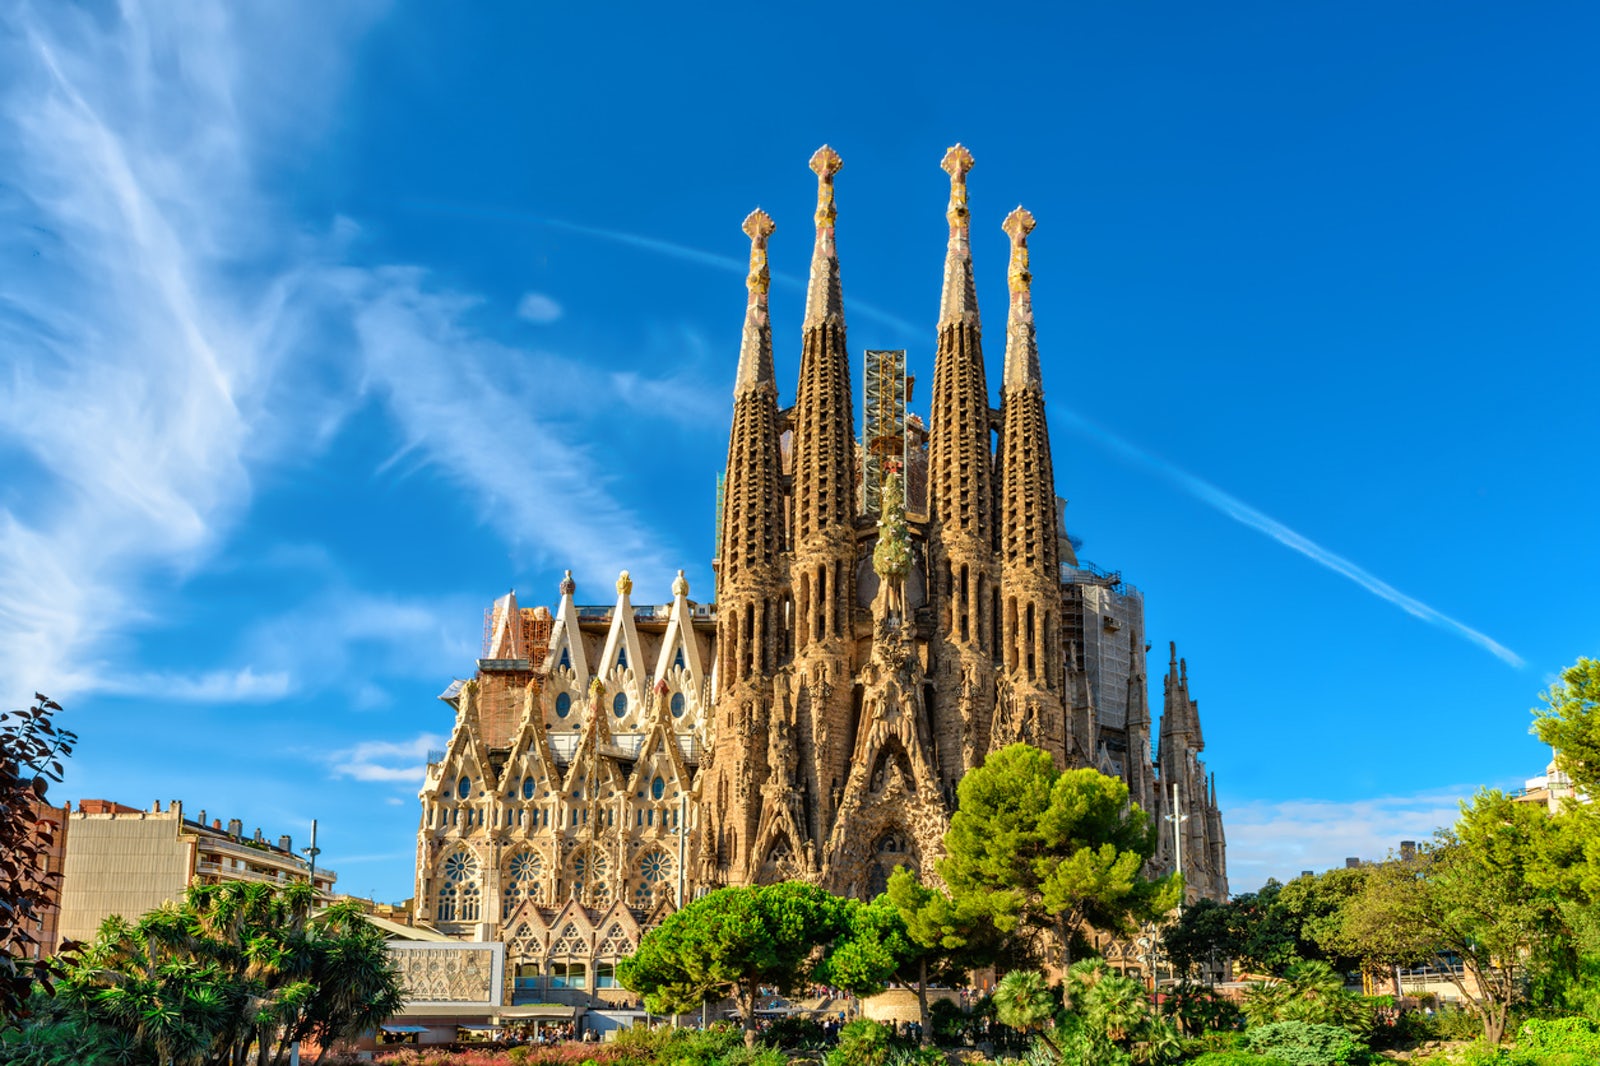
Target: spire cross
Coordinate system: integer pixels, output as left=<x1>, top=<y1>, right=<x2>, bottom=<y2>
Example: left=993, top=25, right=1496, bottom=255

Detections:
left=941, top=144, right=975, bottom=241
left=810, top=145, right=843, bottom=231
left=1002, top=206, right=1036, bottom=295
left=742, top=209, right=776, bottom=296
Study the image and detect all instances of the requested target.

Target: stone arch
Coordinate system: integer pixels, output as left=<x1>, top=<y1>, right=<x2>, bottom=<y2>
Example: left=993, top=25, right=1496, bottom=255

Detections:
left=501, top=845, right=547, bottom=912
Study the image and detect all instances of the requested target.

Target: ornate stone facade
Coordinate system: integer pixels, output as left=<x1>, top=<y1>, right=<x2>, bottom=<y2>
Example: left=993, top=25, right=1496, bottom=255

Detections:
left=415, top=145, right=1227, bottom=997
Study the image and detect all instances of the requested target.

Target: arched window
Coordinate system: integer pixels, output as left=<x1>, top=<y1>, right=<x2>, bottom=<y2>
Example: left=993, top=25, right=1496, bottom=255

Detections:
left=612, top=692, right=628, bottom=717
left=636, top=849, right=672, bottom=909
left=617, top=646, right=628, bottom=669
left=670, top=692, right=685, bottom=718
left=555, top=692, right=572, bottom=718
left=436, top=849, right=481, bottom=922
left=651, top=775, right=666, bottom=801
left=503, top=849, right=545, bottom=911
left=558, top=646, right=571, bottom=669
left=674, top=646, right=686, bottom=670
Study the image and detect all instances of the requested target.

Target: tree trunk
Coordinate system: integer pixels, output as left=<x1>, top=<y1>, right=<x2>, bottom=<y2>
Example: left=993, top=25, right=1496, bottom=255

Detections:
left=743, top=976, right=759, bottom=1049
left=917, top=957, right=930, bottom=1047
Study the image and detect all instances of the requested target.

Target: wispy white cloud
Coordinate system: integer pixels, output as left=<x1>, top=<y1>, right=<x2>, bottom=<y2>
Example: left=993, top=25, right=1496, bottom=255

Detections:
left=1059, top=410, right=1524, bottom=668
left=95, top=668, right=292, bottom=703
left=0, top=3, right=684, bottom=705
left=516, top=291, right=562, bottom=324
left=327, top=733, right=445, bottom=785
left=1224, top=786, right=1486, bottom=891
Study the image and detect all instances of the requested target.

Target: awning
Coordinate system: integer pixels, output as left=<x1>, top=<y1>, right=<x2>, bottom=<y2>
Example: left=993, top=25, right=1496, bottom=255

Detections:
left=381, top=1025, right=430, bottom=1034
left=494, top=1005, right=577, bottom=1021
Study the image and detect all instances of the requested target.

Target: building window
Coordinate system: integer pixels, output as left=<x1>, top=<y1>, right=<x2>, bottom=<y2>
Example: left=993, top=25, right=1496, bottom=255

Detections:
left=549, top=961, right=586, bottom=990
left=559, top=646, right=571, bottom=669
left=612, top=692, right=627, bottom=717
left=457, top=776, right=472, bottom=800
left=674, top=647, right=686, bottom=670
left=436, top=849, right=481, bottom=922
left=595, top=962, right=616, bottom=988
left=651, top=776, right=666, bottom=801
left=514, top=962, right=541, bottom=992
left=617, top=646, right=628, bottom=669
left=670, top=692, right=685, bottom=718
left=522, top=776, right=536, bottom=800
left=555, top=692, right=572, bottom=718
left=503, top=849, right=546, bottom=911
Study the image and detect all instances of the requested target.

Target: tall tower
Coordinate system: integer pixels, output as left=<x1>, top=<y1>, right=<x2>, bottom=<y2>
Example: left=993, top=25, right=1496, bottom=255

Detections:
left=925, top=145, right=1000, bottom=791
left=787, top=146, right=859, bottom=858
left=701, top=209, right=786, bottom=885
left=995, top=208, right=1068, bottom=763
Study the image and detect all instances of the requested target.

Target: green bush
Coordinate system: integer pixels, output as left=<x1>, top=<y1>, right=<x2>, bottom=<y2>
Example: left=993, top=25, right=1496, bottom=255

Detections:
left=761, top=1016, right=827, bottom=1050
left=612, top=1024, right=744, bottom=1066
left=1516, top=1016, right=1600, bottom=1059
left=1188, top=1053, right=1293, bottom=1066
left=1244, top=1021, right=1367, bottom=1066
left=1434, top=1007, right=1485, bottom=1041
left=888, top=1046, right=948, bottom=1066
left=827, top=1020, right=900, bottom=1066
left=722, top=1047, right=789, bottom=1066
left=930, top=998, right=971, bottom=1043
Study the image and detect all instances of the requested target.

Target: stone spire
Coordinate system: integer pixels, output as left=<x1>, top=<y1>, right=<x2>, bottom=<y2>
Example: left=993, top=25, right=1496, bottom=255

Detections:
left=789, top=145, right=858, bottom=860
left=1002, top=207, right=1043, bottom=392
left=734, top=209, right=777, bottom=395
left=938, top=144, right=980, bottom=329
left=803, top=145, right=845, bottom=330
left=995, top=206, right=1065, bottom=762
left=927, top=144, right=999, bottom=786
left=704, top=209, right=789, bottom=888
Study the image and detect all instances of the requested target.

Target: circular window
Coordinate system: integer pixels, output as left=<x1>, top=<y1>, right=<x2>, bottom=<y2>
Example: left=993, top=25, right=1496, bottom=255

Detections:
left=612, top=692, right=628, bottom=717
left=443, top=850, right=479, bottom=883
left=670, top=692, right=685, bottom=718
left=521, top=776, right=536, bottom=800
left=651, top=776, right=666, bottom=801
left=457, top=776, right=471, bottom=800
left=640, top=850, right=668, bottom=883
left=555, top=692, right=572, bottom=718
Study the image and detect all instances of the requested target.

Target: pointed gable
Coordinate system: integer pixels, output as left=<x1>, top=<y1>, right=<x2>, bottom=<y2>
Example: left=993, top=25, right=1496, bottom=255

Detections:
left=596, top=571, right=647, bottom=730
left=541, top=571, right=591, bottom=683
left=651, top=570, right=707, bottom=732
left=487, top=590, right=526, bottom=660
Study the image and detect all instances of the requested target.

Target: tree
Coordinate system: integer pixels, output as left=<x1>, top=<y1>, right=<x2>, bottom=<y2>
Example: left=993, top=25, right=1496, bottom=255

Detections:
left=0, top=694, right=76, bottom=1025
left=1345, top=791, right=1563, bottom=1044
left=31, top=880, right=405, bottom=1066
left=1533, top=656, right=1600, bottom=795
left=879, top=867, right=1001, bottom=1044
left=940, top=744, right=1177, bottom=969
left=619, top=882, right=848, bottom=1048
left=991, top=968, right=1058, bottom=1054
left=1158, top=897, right=1236, bottom=980
left=1060, top=960, right=1179, bottom=1066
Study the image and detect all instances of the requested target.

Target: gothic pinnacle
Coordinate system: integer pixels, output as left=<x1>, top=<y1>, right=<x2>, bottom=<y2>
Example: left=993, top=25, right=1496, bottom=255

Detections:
left=803, top=145, right=845, bottom=331
left=1002, top=206, right=1042, bottom=392
left=734, top=208, right=777, bottom=396
left=939, top=144, right=980, bottom=329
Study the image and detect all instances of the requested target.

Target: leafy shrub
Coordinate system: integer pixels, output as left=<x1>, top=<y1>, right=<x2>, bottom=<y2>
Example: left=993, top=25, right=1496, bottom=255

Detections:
left=888, top=1046, right=949, bottom=1066
left=722, top=1047, right=789, bottom=1066
left=930, top=998, right=971, bottom=1043
left=1187, top=1053, right=1293, bottom=1066
left=1366, top=1008, right=1439, bottom=1051
left=761, top=1015, right=827, bottom=1049
left=1516, top=1016, right=1600, bottom=1059
left=1181, top=1030, right=1249, bottom=1057
left=1434, top=1007, right=1486, bottom=1041
left=827, top=1020, right=900, bottom=1066
left=1244, top=1021, right=1367, bottom=1066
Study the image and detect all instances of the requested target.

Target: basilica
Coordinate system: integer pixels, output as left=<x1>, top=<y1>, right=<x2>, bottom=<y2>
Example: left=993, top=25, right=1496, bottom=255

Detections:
left=414, top=146, right=1227, bottom=1000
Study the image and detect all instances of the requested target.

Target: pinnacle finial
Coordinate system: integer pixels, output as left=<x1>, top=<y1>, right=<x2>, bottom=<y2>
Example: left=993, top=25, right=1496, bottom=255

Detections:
left=616, top=569, right=633, bottom=597
left=804, top=146, right=846, bottom=330
left=742, top=209, right=775, bottom=296
left=941, top=144, right=975, bottom=236
left=560, top=569, right=576, bottom=597
left=1003, top=206, right=1036, bottom=293
left=810, top=145, right=843, bottom=228
left=735, top=209, right=777, bottom=395
left=939, top=144, right=980, bottom=329
left=672, top=569, right=689, bottom=598
left=1002, top=207, right=1042, bottom=391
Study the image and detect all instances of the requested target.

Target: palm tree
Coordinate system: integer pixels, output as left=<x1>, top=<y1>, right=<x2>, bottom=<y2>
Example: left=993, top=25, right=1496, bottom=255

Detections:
left=993, top=969, right=1061, bottom=1059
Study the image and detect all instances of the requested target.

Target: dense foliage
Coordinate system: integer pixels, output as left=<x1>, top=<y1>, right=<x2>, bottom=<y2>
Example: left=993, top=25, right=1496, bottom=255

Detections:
left=0, top=881, right=403, bottom=1066
left=0, top=695, right=75, bottom=1023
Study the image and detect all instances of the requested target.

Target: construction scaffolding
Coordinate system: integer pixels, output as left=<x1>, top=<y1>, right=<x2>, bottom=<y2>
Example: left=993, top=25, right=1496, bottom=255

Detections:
left=1062, top=562, right=1144, bottom=731
left=861, top=349, right=908, bottom=518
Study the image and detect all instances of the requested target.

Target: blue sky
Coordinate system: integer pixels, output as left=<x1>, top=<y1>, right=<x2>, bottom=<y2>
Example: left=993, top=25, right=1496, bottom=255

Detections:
left=3, top=1, right=1596, bottom=903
